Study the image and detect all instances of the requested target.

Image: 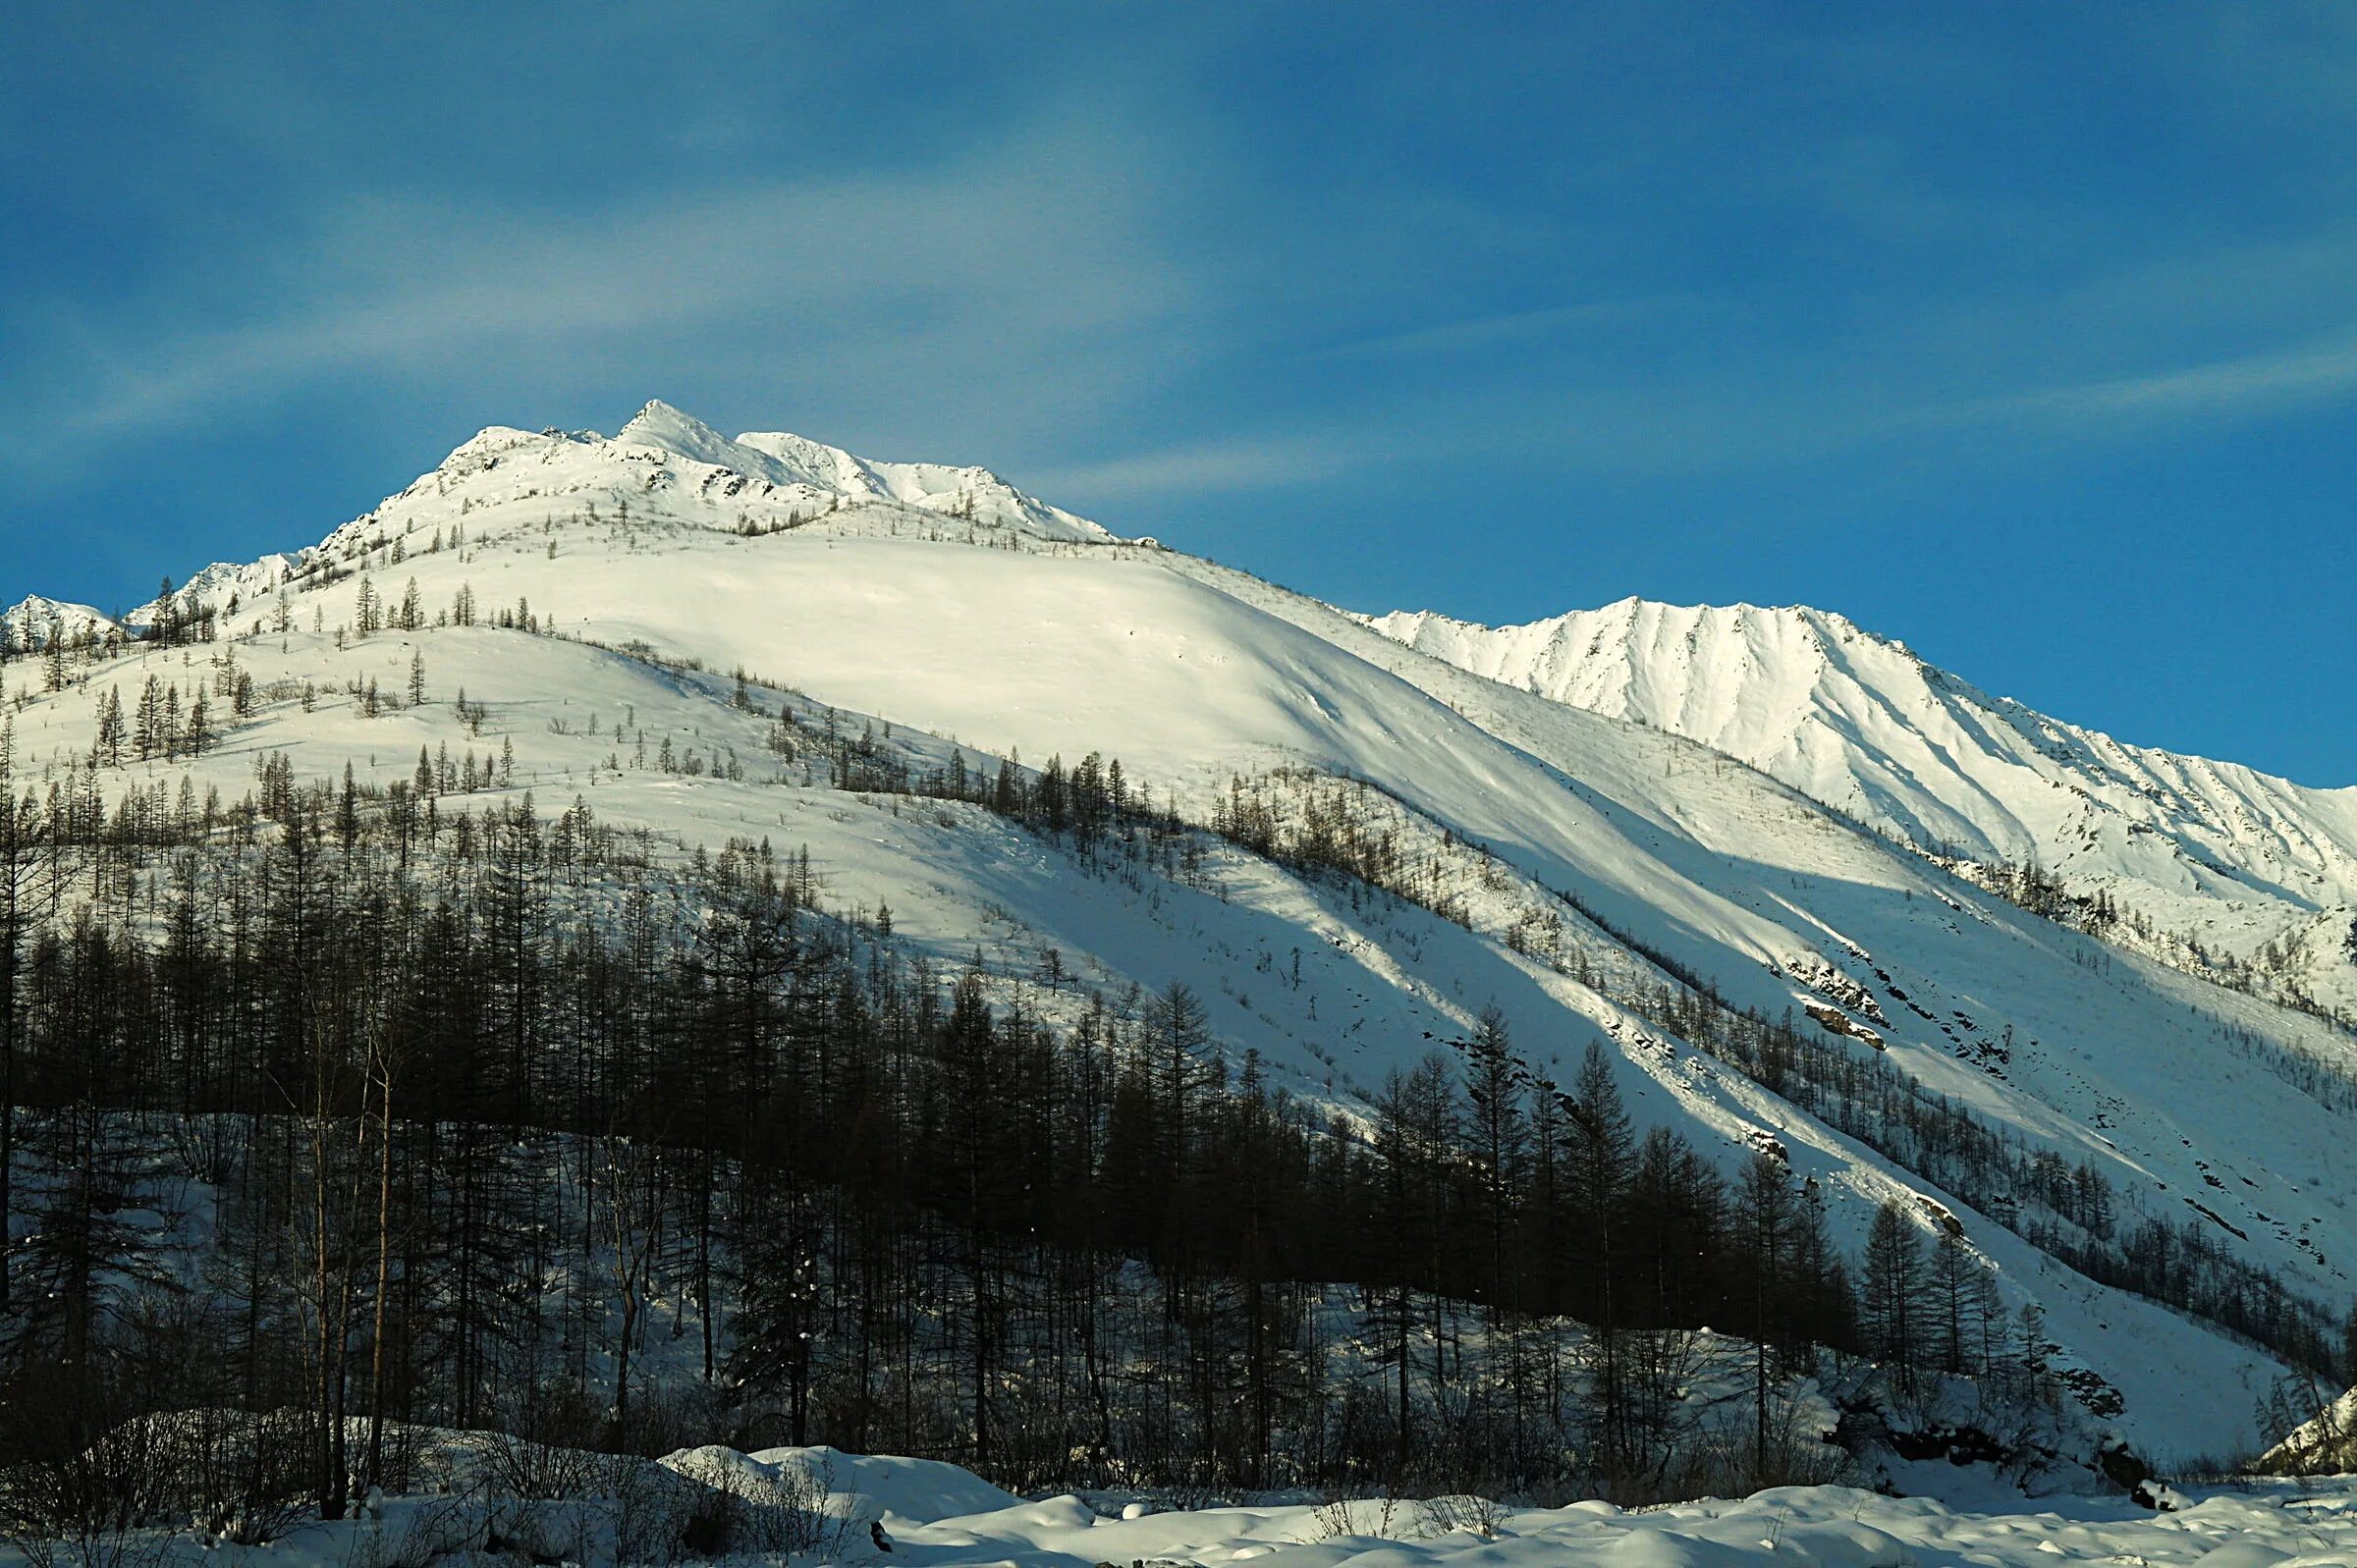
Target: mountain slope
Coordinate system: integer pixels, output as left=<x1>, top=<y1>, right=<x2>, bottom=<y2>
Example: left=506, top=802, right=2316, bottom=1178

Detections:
left=8, top=400, right=2356, bottom=1460
left=1368, top=599, right=2357, bottom=1021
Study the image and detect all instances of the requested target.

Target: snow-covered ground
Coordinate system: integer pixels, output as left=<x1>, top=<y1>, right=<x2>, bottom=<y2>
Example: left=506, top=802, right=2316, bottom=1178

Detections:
left=823, top=1466, right=2357, bottom=1568
left=35, top=1431, right=2357, bottom=1568
left=8, top=399, right=2357, bottom=1460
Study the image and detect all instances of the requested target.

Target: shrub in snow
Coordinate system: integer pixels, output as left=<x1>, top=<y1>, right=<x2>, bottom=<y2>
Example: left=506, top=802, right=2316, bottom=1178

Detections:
left=0, top=1381, right=175, bottom=1568
left=658, top=1445, right=849, bottom=1560
left=346, top=1491, right=487, bottom=1568
left=1412, top=1494, right=1507, bottom=1541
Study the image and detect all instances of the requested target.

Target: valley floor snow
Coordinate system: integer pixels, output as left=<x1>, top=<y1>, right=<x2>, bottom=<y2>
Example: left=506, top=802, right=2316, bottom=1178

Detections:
left=92, top=1437, right=2357, bottom=1568
left=864, top=1477, right=2357, bottom=1568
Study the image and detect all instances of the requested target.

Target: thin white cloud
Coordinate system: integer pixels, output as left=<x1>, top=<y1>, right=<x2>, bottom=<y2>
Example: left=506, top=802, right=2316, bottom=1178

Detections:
left=1028, top=433, right=1355, bottom=500
left=10, top=114, right=1208, bottom=463
left=1989, top=332, right=2357, bottom=422
left=1325, top=299, right=1665, bottom=359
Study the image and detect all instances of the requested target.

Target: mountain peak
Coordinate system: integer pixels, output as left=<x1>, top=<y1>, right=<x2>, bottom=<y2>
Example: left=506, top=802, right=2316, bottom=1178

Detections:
left=1373, top=591, right=2357, bottom=1007
left=2, top=594, right=119, bottom=649
left=617, top=401, right=1119, bottom=544
left=614, top=399, right=772, bottom=475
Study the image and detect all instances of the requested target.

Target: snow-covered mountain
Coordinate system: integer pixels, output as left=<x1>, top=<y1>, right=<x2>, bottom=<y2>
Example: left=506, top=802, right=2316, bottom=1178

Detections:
left=112, top=401, right=1115, bottom=633
left=1367, top=599, right=2357, bottom=1021
left=630, top=400, right=1115, bottom=543
left=298, top=399, right=1119, bottom=563
left=124, top=553, right=307, bottom=630
left=1, top=592, right=119, bottom=650
left=7, top=398, right=2355, bottom=1462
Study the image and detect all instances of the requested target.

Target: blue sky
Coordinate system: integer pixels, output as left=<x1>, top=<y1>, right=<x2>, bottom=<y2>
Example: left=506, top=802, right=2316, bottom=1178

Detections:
left=4, top=3, right=2352, bottom=783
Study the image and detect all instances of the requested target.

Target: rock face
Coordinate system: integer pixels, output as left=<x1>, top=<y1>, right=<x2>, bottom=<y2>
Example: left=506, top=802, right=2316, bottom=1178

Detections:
left=1804, top=1000, right=1885, bottom=1050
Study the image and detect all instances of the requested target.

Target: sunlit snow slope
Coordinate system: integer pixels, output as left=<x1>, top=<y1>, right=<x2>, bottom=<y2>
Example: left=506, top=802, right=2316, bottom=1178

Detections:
left=1368, top=601, right=2357, bottom=1019
left=12, top=400, right=2357, bottom=1459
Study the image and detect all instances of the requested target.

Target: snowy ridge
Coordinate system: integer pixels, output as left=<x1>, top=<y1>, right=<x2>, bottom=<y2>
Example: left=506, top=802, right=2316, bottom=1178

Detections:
left=10, top=398, right=2357, bottom=1461
left=661, top=400, right=1112, bottom=540
left=125, top=554, right=307, bottom=629
left=116, top=402, right=1116, bottom=635
left=1368, top=599, right=2357, bottom=1016
left=1, top=592, right=118, bottom=648
left=325, top=399, right=1111, bottom=559
left=630, top=399, right=1111, bottom=540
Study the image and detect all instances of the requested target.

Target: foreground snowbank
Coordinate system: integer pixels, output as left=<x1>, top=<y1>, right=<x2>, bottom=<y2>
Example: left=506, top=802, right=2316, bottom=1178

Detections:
left=865, top=1477, right=2357, bottom=1568
left=33, top=1428, right=2357, bottom=1568
left=745, top=1446, right=1020, bottom=1523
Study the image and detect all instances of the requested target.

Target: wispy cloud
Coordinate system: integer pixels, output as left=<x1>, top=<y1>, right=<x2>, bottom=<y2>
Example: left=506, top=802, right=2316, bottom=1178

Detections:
left=12, top=7, right=2357, bottom=519
left=1979, top=332, right=2357, bottom=424
left=1026, top=432, right=1356, bottom=501
left=1323, top=299, right=1674, bottom=360
left=4, top=113, right=1209, bottom=467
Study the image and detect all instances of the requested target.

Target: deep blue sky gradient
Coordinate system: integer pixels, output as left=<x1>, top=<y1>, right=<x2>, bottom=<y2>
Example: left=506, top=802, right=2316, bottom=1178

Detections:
left=4, top=3, right=2352, bottom=782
